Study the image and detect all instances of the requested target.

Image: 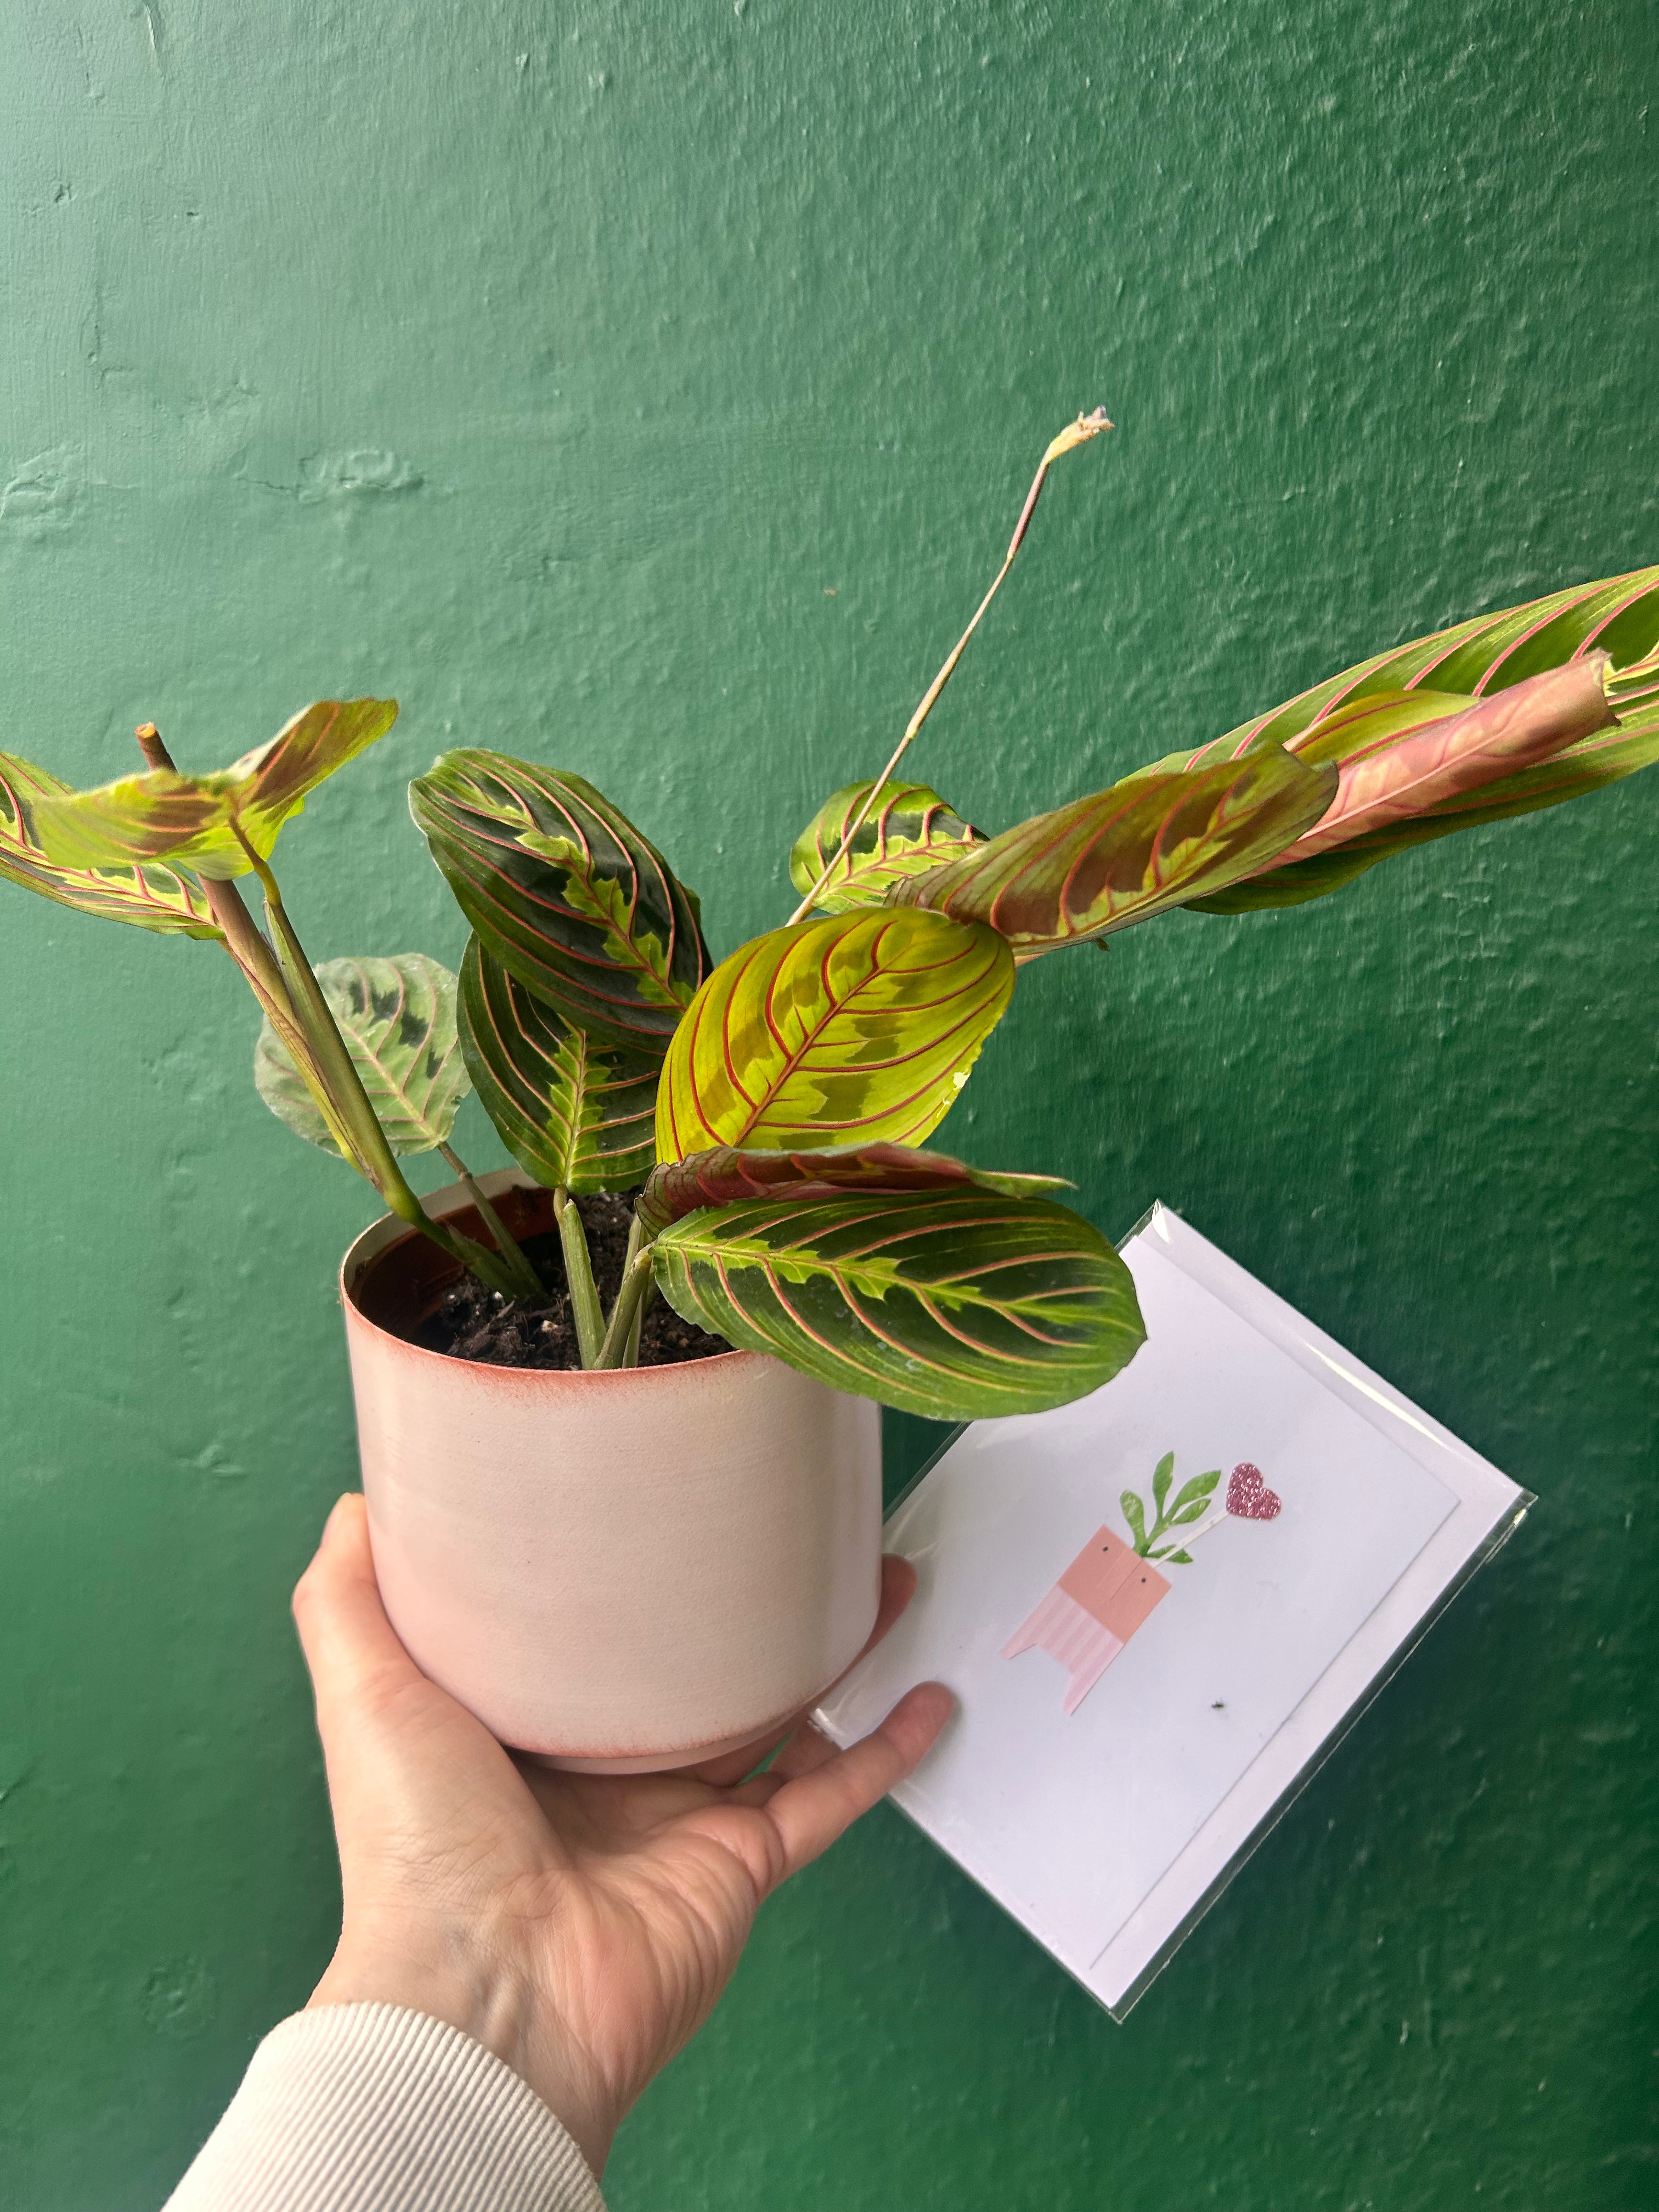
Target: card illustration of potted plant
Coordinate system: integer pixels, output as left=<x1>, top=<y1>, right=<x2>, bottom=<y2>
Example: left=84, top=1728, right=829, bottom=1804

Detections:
left=1002, top=1456, right=1283, bottom=1714
left=3, top=410, right=1655, bottom=1767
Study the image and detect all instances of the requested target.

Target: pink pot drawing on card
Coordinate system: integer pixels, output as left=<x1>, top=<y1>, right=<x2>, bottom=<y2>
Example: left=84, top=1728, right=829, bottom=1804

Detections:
left=1002, top=1453, right=1283, bottom=1715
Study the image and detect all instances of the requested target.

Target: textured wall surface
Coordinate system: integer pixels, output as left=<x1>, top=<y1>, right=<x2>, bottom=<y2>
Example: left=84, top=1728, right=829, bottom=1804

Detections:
left=1, top=3, right=1654, bottom=2206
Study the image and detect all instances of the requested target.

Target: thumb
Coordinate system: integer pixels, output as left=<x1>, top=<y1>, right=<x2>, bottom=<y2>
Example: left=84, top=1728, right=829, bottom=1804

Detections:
left=291, top=1493, right=421, bottom=1735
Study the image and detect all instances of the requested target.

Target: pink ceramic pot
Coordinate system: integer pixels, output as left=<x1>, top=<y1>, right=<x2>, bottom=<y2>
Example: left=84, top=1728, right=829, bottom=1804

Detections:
left=340, top=1171, right=883, bottom=1772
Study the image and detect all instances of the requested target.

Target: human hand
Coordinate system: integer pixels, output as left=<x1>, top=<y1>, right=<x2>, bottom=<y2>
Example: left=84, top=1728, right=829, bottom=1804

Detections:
left=293, top=1494, right=952, bottom=2177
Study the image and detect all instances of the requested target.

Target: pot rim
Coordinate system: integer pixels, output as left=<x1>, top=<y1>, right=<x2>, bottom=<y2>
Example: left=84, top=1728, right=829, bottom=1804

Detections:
left=340, top=1166, right=764, bottom=1391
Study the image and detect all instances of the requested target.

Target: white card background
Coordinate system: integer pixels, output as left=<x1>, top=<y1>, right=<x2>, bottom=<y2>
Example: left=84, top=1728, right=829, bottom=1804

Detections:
left=815, top=1206, right=1527, bottom=2013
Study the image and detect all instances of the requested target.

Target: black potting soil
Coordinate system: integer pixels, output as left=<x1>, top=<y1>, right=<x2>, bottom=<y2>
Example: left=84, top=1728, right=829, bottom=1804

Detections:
left=414, top=1190, right=732, bottom=1372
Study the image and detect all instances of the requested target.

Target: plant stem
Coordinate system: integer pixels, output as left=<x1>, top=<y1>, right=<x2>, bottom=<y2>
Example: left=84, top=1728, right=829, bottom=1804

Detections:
left=554, top=1189, right=605, bottom=1366
left=136, top=727, right=364, bottom=1165
left=785, top=410, right=1113, bottom=926
left=594, top=1249, right=654, bottom=1369
left=438, top=1144, right=546, bottom=1302
left=233, top=829, right=532, bottom=1300
left=134, top=723, right=532, bottom=1304
left=620, top=1208, right=650, bottom=1366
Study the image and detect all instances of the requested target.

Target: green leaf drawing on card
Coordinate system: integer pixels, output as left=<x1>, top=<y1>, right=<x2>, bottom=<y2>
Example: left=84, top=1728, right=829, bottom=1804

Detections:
left=1152, top=1451, right=1175, bottom=1516
left=1121, top=1489, right=1149, bottom=1552
left=1172, top=1469, right=1221, bottom=1513
left=1124, top=1455, right=1221, bottom=1563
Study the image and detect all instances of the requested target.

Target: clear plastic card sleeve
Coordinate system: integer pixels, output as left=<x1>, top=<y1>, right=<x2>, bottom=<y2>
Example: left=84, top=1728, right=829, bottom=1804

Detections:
left=815, top=1203, right=1534, bottom=2021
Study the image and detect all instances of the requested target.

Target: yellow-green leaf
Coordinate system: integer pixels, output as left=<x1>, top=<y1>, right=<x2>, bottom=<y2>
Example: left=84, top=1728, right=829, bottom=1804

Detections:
left=0, top=753, right=218, bottom=936
left=655, top=908, right=1014, bottom=1161
left=458, top=933, right=659, bottom=1193
left=651, top=1189, right=1146, bottom=1418
left=1178, top=568, right=1659, bottom=911
left=410, top=752, right=708, bottom=1050
left=788, top=779, right=984, bottom=915
left=890, top=748, right=1335, bottom=956
left=637, top=1140, right=1068, bottom=1236
left=31, top=699, right=399, bottom=880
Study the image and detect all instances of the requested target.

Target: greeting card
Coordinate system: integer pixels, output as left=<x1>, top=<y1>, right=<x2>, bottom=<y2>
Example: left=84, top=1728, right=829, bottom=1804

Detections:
left=814, top=1203, right=1531, bottom=2017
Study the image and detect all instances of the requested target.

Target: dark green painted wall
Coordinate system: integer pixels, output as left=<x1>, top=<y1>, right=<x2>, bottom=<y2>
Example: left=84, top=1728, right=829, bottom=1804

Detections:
left=2, top=3, right=1653, bottom=2204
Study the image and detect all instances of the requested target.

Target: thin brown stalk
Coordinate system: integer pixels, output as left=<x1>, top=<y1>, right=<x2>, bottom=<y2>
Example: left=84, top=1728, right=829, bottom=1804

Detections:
left=785, top=410, right=1113, bottom=927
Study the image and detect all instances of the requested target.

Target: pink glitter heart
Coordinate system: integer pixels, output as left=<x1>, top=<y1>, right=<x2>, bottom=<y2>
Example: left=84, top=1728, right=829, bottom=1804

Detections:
left=1226, top=1462, right=1282, bottom=1520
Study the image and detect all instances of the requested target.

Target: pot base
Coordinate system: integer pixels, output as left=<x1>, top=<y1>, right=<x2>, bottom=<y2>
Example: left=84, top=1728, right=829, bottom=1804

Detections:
left=519, top=1688, right=811, bottom=1775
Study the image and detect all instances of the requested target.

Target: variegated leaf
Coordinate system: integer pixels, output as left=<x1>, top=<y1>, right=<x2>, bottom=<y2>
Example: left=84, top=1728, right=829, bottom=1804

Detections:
left=1189, top=706, right=1659, bottom=910
left=888, top=748, right=1335, bottom=956
left=651, top=1190, right=1146, bottom=1418
left=254, top=952, right=468, bottom=1157
left=30, top=700, right=399, bottom=879
left=0, top=752, right=218, bottom=936
left=637, top=1140, right=1068, bottom=1237
left=1177, top=569, right=1659, bottom=913
left=788, top=780, right=984, bottom=915
left=458, top=933, right=659, bottom=1193
left=410, top=752, right=708, bottom=1050
left=1264, top=658, right=1613, bottom=862
left=655, top=909, right=1015, bottom=1161
left=1182, top=565, right=1659, bottom=765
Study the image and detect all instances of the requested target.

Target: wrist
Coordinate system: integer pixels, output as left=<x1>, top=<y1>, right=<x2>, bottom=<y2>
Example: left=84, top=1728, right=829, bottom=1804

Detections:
left=308, top=1939, right=526, bottom=2063
left=308, top=1928, right=618, bottom=2176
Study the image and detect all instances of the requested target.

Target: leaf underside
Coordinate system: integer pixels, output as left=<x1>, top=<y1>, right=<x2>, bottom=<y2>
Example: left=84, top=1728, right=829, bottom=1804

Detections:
left=29, top=700, right=399, bottom=879
left=410, top=752, right=709, bottom=1051
left=0, top=752, right=219, bottom=936
left=255, top=951, right=469, bottom=1157
left=788, top=779, right=984, bottom=915
left=652, top=1190, right=1147, bottom=1419
left=889, top=747, right=1336, bottom=954
left=1180, top=567, right=1659, bottom=912
left=458, top=933, right=659, bottom=1193
left=636, top=1139, right=1070, bottom=1237
left=654, top=907, right=1015, bottom=1162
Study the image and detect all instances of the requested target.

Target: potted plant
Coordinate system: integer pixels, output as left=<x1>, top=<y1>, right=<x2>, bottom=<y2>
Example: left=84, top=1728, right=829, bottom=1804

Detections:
left=4, top=414, right=1655, bottom=1769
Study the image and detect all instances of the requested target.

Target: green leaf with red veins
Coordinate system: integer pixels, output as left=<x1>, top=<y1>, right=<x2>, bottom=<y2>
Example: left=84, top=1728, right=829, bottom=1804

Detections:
left=788, top=779, right=984, bottom=915
left=1180, top=565, right=1659, bottom=766
left=1265, top=656, right=1612, bottom=855
left=636, top=1139, right=1069, bottom=1237
left=458, top=933, right=659, bottom=1194
left=0, top=752, right=218, bottom=936
left=655, top=908, right=1015, bottom=1162
left=887, top=747, right=1335, bottom=957
left=29, top=700, right=399, bottom=879
left=254, top=952, right=469, bottom=1158
left=410, top=752, right=708, bottom=1052
left=650, top=1189, right=1146, bottom=1419
left=1167, top=567, right=1659, bottom=911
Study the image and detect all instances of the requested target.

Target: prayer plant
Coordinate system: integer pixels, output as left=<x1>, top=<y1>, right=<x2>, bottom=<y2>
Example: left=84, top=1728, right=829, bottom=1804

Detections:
left=5, top=415, right=1657, bottom=1419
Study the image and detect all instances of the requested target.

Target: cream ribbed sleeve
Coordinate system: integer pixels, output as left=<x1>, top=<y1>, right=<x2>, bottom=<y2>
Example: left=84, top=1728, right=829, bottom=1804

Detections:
left=162, top=2004, right=607, bottom=2212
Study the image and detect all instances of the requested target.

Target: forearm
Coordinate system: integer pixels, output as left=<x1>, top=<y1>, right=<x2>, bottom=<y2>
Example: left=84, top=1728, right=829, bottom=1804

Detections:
left=161, top=2002, right=606, bottom=2212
